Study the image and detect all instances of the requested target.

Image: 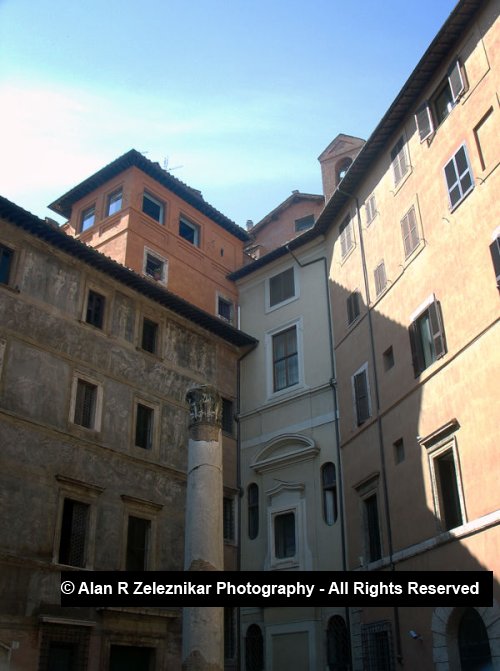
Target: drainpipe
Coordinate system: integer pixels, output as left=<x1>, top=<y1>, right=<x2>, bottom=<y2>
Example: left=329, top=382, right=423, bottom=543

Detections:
left=285, top=245, right=351, bottom=662
left=337, top=187, right=403, bottom=665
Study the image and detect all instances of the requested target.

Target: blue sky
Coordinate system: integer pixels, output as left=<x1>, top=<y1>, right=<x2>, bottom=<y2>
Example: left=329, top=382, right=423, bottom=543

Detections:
left=0, top=0, right=458, bottom=227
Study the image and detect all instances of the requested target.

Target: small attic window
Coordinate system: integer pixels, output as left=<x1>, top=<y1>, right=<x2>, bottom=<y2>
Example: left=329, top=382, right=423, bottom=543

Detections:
left=336, top=158, right=352, bottom=184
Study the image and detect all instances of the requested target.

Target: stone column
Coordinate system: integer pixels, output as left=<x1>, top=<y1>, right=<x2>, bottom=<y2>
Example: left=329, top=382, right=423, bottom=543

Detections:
left=182, top=385, right=224, bottom=671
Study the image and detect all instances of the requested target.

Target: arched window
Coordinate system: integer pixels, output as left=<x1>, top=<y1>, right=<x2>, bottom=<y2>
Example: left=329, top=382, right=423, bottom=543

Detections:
left=322, top=463, right=338, bottom=525
left=458, top=608, right=493, bottom=671
left=336, top=158, right=352, bottom=184
left=245, top=624, right=264, bottom=671
left=327, top=615, right=350, bottom=671
left=248, top=483, right=259, bottom=539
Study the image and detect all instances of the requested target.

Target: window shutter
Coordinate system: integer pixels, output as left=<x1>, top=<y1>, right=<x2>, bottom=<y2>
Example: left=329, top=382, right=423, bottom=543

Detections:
left=408, top=322, right=422, bottom=377
left=489, top=238, right=500, bottom=285
left=428, top=300, right=446, bottom=360
left=415, top=103, right=434, bottom=142
left=448, top=60, right=465, bottom=102
left=354, top=370, right=369, bottom=425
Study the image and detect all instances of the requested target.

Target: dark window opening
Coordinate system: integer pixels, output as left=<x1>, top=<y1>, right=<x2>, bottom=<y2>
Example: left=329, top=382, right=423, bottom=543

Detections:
left=224, top=607, right=236, bottom=660
left=0, top=244, right=13, bottom=285
left=435, top=449, right=463, bottom=530
left=135, top=403, right=153, bottom=450
left=126, top=516, right=150, bottom=571
left=245, top=624, right=264, bottom=671
left=145, top=253, right=164, bottom=281
left=218, top=296, right=233, bottom=323
left=109, top=645, right=155, bottom=671
left=269, top=267, right=295, bottom=307
left=322, top=462, right=338, bottom=525
left=58, top=499, right=89, bottom=567
left=179, top=217, right=200, bottom=246
left=444, top=144, right=474, bottom=209
left=223, top=497, right=235, bottom=542
left=354, top=368, right=370, bottom=425
left=141, top=318, right=158, bottom=354
left=274, top=511, right=295, bottom=558
left=142, top=192, right=163, bottom=223
left=327, top=615, right=351, bottom=671
left=364, top=494, right=382, bottom=562
left=347, top=291, right=360, bottom=325
left=393, top=438, right=405, bottom=464
left=86, top=290, right=105, bottom=329
left=458, top=608, right=493, bottom=671
left=248, top=483, right=259, bottom=540
left=273, top=326, right=299, bottom=392
left=221, top=398, right=234, bottom=435
left=409, top=299, right=446, bottom=376
left=383, top=346, right=394, bottom=371
left=74, top=379, right=97, bottom=429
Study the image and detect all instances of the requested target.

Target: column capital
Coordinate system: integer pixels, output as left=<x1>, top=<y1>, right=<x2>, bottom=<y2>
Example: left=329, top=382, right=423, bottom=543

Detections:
left=186, top=385, right=222, bottom=430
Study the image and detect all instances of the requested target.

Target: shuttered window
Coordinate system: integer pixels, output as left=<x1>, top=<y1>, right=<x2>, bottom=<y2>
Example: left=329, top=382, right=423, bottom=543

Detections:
left=489, top=235, right=500, bottom=286
left=415, top=60, right=465, bottom=142
left=409, top=298, right=446, bottom=376
left=365, top=194, right=377, bottom=225
left=347, top=291, right=360, bottom=325
left=444, top=144, right=474, bottom=209
left=401, top=207, right=419, bottom=258
left=390, top=137, right=409, bottom=185
left=339, top=216, right=354, bottom=258
left=353, top=367, right=370, bottom=425
left=374, top=261, right=387, bottom=296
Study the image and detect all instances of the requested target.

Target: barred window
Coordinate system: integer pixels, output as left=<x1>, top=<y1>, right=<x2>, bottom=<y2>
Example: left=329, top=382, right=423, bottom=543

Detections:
left=58, top=499, right=89, bottom=567
left=74, top=379, right=97, bottom=429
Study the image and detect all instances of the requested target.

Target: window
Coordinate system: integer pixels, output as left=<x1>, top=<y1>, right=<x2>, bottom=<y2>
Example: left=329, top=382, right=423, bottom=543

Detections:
left=142, top=191, right=164, bottom=223
left=458, top=608, right=493, bottom=671
left=245, top=624, right=264, bottom=671
left=223, top=497, right=235, bottom=542
left=58, top=498, right=89, bottom=567
left=393, top=438, right=405, bottom=464
left=218, top=295, right=234, bottom=323
left=362, top=621, right=395, bottom=671
left=269, top=267, right=295, bottom=307
left=274, top=511, right=295, bottom=558
left=490, top=229, right=500, bottom=287
left=365, top=194, right=377, bottom=225
left=272, top=325, right=299, bottom=392
left=327, top=616, right=351, bottom=671
left=106, top=189, right=122, bottom=216
left=401, top=206, right=419, bottom=258
left=110, top=645, right=155, bottom=671
left=295, top=214, right=314, bottom=232
left=0, top=244, right=13, bottom=285
left=322, top=462, right=338, bottom=525
left=224, top=608, right=236, bottom=661
left=73, top=379, right=98, bottom=429
left=144, top=250, right=167, bottom=282
left=248, top=483, right=259, bottom=540
left=336, top=157, right=352, bottom=183
left=179, top=217, right=200, bottom=246
left=221, top=398, right=234, bottom=435
left=415, top=60, right=466, bottom=142
left=363, top=494, right=382, bottom=562
left=409, top=297, right=446, bottom=376
left=141, top=317, right=158, bottom=354
left=444, top=144, right=474, bottom=209
left=39, top=624, right=91, bottom=671
left=374, top=261, right=387, bottom=296
left=347, top=290, right=361, bottom=325
left=126, top=515, right=150, bottom=570
left=383, top=346, right=394, bottom=371
left=390, top=136, right=409, bottom=186
left=431, top=445, right=464, bottom=531
left=135, top=403, right=154, bottom=449
left=352, top=364, right=370, bottom=426
left=339, top=215, right=354, bottom=258
left=85, top=289, right=105, bottom=329
left=80, top=205, right=95, bottom=232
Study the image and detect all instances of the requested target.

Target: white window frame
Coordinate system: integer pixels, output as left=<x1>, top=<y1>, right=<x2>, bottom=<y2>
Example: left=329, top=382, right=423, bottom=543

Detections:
left=106, top=188, right=123, bottom=217
left=69, top=373, right=104, bottom=432
left=265, top=318, right=304, bottom=400
left=142, top=191, right=164, bottom=224
left=427, top=437, right=466, bottom=533
left=79, top=204, right=96, bottom=233
left=443, top=143, right=474, bottom=210
left=216, top=293, right=234, bottom=324
left=143, top=247, right=168, bottom=284
left=266, top=265, right=298, bottom=312
left=351, top=362, right=371, bottom=427
left=179, top=216, right=201, bottom=246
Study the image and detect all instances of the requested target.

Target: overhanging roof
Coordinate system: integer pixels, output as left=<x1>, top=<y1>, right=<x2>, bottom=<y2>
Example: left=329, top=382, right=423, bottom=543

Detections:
left=49, top=149, right=249, bottom=242
left=1, top=196, right=256, bottom=348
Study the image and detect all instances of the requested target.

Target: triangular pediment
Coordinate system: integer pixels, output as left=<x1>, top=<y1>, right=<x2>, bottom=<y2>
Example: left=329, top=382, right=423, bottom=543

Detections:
left=318, top=133, right=365, bottom=162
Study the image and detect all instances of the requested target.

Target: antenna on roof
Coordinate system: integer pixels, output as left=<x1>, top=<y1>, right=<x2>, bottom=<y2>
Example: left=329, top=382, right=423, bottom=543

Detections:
left=163, top=156, right=183, bottom=172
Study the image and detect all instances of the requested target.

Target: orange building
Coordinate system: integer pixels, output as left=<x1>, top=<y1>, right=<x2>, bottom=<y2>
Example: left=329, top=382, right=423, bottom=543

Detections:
left=50, top=149, right=249, bottom=324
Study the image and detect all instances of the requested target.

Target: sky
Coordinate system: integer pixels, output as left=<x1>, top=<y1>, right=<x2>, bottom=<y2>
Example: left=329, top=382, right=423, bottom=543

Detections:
left=0, top=0, right=458, bottom=228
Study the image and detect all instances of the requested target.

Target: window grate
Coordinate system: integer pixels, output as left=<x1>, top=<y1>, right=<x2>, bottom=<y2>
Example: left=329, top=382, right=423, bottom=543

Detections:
left=362, top=621, right=395, bottom=671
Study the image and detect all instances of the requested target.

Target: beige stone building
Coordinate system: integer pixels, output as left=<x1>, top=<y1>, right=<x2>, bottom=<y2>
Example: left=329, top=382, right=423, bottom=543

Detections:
left=0, top=196, right=255, bottom=670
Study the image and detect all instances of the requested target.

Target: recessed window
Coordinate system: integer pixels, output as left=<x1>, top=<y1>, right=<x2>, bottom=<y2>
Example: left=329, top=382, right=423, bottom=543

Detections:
left=179, top=217, right=200, bottom=246
left=322, top=462, right=338, bottom=525
left=106, top=189, right=122, bottom=216
left=269, top=267, right=295, bottom=307
left=85, top=289, right=105, bottom=329
left=245, top=625, right=264, bottom=671
left=58, top=498, right=89, bottom=567
left=489, top=230, right=500, bottom=287
left=352, top=364, right=371, bottom=426
left=393, top=438, right=405, bottom=464
left=295, top=214, right=314, bottom=232
left=80, top=205, right=96, bottom=233
left=73, top=379, right=98, bottom=429
left=362, top=621, right=394, bottom=670
left=365, top=194, right=377, bottom=225
left=223, top=497, right=235, bottom=543
left=444, top=144, right=474, bottom=209
left=135, top=403, right=154, bottom=450
left=347, top=290, right=361, bottom=325
left=0, top=244, right=13, bottom=285
left=409, top=297, right=446, bottom=376
left=432, top=446, right=464, bottom=531
left=142, top=192, right=164, bottom=224
left=374, top=261, right=387, bottom=296
left=363, top=493, right=382, bottom=562
left=390, top=136, right=409, bottom=186
left=218, top=296, right=234, bottom=323
left=247, top=483, right=259, bottom=540
left=126, top=516, right=150, bottom=571
left=221, top=398, right=234, bottom=435
left=415, top=60, right=466, bottom=142
left=144, top=250, right=167, bottom=282
left=383, top=346, right=395, bottom=371
left=272, top=326, right=299, bottom=392
left=141, top=318, right=158, bottom=354
left=224, top=608, right=237, bottom=661
left=109, top=646, right=154, bottom=671
left=339, top=215, right=354, bottom=258
left=274, top=511, right=295, bottom=558
left=401, top=206, right=420, bottom=258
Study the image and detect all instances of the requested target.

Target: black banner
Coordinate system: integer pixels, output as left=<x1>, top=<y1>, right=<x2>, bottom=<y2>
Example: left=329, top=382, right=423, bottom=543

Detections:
left=60, top=570, right=493, bottom=608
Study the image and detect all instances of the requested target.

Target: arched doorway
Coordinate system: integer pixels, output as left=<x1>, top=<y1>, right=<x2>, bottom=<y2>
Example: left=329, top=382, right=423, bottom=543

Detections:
left=458, top=608, right=493, bottom=670
left=327, top=615, right=351, bottom=670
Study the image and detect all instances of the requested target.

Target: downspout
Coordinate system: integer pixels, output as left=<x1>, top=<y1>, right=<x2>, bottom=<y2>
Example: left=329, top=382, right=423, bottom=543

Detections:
left=337, top=187, right=403, bottom=665
left=285, top=245, right=351, bottom=661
